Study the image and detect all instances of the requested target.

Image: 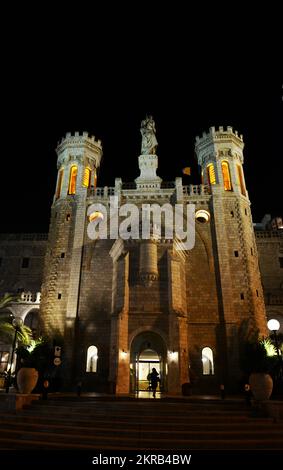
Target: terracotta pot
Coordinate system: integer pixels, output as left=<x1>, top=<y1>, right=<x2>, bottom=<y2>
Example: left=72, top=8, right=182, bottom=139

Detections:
left=249, top=373, right=273, bottom=401
left=17, top=367, right=39, bottom=394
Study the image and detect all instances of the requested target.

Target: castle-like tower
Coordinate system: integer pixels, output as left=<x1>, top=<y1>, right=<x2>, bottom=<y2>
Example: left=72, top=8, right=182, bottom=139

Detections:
left=194, top=127, right=267, bottom=386
left=40, top=132, right=103, bottom=380
left=39, top=122, right=267, bottom=394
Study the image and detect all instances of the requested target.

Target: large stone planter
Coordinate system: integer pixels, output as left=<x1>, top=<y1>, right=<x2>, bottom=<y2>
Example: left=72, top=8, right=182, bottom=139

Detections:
left=17, top=368, right=39, bottom=394
left=249, top=373, right=273, bottom=401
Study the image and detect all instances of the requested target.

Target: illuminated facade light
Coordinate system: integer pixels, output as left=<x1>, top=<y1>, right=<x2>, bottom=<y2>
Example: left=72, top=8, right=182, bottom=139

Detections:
left=168, top=350, right=178, bottom=362
left=120, top=349, right=128, bottom=360
left=207, top=164, right=216, bottom=185
left=88, top=211, right=104, bottom=223
left=221, top=161, right=232, bottom=191
left=195, top=209, right=210, bottom=224
left=68, top=165, right=78, bottom=195
left=83, top=167, right=91, bottom=188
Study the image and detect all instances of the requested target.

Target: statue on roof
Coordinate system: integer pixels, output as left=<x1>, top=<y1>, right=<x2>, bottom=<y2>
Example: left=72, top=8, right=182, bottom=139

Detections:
left=140, top=115, right=158, bottom=155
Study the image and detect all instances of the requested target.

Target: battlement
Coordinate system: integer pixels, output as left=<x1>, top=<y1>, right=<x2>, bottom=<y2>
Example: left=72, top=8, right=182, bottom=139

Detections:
left=195, top=126, right=243, bottom=145
left=58, top=131, right=102, bottom=149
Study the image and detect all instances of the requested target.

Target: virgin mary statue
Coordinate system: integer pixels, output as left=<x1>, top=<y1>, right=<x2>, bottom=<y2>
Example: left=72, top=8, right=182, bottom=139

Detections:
left=140, top=115, right=158, bottom=155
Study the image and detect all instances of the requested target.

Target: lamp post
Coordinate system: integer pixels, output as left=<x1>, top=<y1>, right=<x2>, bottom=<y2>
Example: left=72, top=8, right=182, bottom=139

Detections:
left=5, top=316, right=23, bottom=393
left=267, top=318, right=283, bottom=395
left=267, top=319, right=281, bottom=356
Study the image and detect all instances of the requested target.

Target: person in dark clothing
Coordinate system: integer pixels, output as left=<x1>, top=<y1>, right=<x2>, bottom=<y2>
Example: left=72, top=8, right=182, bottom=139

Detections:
left=42, top=379, right=49, bottom=400
left=77, top=380, right=82, bottom=397
left=244, top=383, right=252, bottom=406
left=150, top=368, right=160, bottom=398
left=220, top=383, right=225, bottom=399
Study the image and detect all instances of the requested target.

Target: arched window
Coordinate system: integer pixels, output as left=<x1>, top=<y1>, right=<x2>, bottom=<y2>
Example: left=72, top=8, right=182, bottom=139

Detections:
left=56, top=169, right=64, bottom=200
left=93, top=169, right=97, bottom=188
left=237, top=165, right=246, bottom=196
left=68, top=165, right=78, bottom=195
left=202, top=347, right=214, bottom=375
left=221, top=161, right=232, bottom=191
left=83, top=167, right=91, bottom=188
left=86, top=345, right=98, bottom=372
left=207, top=164, right=216, bottom=185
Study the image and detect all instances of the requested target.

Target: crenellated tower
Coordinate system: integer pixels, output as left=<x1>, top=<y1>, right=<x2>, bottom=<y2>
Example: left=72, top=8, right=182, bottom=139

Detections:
left=196, top=126, right=247, bottom=197
left=195, top=126, right=267, bottom=382
left=54, top=131, right=102, bottom=202
left=40, top=132, right=103, bottom=384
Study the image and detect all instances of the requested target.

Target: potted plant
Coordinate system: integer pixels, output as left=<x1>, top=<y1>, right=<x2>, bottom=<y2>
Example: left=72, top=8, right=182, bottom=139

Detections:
left=16, top=339, right=51, bottom=394
left=241, top=338, right=276, bottom=402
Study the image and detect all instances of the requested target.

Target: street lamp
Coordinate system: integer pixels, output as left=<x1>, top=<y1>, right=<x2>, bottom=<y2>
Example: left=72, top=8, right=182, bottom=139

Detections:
left=267, top=318, right=283, bottom=396
left=5, top=316, right=23, bottom=393
left=267, top=319, right=281, bottom=356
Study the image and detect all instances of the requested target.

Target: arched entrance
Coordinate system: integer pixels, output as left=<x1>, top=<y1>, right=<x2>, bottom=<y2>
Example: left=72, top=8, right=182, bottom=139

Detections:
left=24, top=309, right=40, bottom=338
left=130, top=331, right=167, bottom=393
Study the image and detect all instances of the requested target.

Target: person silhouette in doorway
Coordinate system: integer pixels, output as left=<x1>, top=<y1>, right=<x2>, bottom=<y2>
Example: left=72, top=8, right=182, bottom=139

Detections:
left=150, top=368, right=160, bottom=398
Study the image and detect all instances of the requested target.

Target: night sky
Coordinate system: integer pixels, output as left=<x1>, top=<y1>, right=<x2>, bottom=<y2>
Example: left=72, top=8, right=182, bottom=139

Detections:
left=1, top=6, right=282, bottom=233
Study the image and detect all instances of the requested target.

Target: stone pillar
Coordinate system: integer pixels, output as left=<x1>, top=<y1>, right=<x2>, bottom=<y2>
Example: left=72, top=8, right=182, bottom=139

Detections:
left=109, top=240, right=130, bottom=394
left=139, top=240, right=159, bottom=287
left=167, top=249, right=189, bottom=394
left=175, top=177, right=183, bottom=203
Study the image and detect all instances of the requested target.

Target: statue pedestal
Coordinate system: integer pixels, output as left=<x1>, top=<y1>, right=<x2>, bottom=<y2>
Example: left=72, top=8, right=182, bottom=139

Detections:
left=135, top=154, right=162, bottom=189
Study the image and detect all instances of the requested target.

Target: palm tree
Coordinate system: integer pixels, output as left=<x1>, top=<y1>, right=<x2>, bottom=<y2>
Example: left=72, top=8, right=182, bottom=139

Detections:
left=0, top=293, right=32, bottom=345
left=0, top=293, right=18, bottom=310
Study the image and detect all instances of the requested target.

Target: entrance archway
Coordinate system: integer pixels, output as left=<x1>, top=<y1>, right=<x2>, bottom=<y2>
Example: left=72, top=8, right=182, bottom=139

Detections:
left=130, top=331, right=167, bottom=393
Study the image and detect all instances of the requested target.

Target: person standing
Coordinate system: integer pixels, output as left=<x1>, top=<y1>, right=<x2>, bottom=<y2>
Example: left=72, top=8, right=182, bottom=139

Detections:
left=77, top=380, right=82, bottom=397
left=42, top=379, right=49, bottom=400
left=244, top=383, right=252, bottom=406
left=220, top=383, right=225, bottom=400
left=150, top=368, right=160, bottom=398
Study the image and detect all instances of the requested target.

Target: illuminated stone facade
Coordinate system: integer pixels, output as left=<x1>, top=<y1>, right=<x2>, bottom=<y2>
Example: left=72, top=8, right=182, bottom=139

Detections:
left=39, top=125, right=268, bottom=394
left=0, top=125, right=282, bottom=394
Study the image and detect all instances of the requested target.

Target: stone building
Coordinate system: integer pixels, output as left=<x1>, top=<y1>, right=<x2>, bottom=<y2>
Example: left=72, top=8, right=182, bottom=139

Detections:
left=254, top=216, right=283, bottom=335
left=0, top=121, right=282, bottom=394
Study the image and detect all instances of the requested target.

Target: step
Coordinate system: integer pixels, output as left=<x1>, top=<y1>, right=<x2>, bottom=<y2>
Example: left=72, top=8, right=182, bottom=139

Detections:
left=0, top=413, right=276, bottom=430
left=0, top=428, right=282, bottom=450
left=0, top=419, right=282, bottom=440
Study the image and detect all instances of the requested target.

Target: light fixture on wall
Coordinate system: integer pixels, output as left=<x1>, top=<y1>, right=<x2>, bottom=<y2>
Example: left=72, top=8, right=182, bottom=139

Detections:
left=168, top=350, right=178, bottom=362
left=120, top=349, right=128, bottom=360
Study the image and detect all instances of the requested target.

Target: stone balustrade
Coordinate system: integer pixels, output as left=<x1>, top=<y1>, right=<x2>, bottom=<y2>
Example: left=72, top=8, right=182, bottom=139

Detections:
left=255, top=230, right=283, bottom=239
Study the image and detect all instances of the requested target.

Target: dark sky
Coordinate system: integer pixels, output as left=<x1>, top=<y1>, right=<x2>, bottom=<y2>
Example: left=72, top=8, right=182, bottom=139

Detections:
left=1, top=6, right=282, bottom=233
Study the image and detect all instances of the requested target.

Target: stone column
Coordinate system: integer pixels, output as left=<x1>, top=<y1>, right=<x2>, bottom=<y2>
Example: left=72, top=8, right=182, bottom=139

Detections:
left=109, top=240, right=130, bottom=394
left=167, top=249, right=189, bottom=394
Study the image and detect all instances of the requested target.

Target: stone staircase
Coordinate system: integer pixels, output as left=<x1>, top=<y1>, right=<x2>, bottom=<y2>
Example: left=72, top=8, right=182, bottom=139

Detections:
left=0, top=397, right=282, bottom=450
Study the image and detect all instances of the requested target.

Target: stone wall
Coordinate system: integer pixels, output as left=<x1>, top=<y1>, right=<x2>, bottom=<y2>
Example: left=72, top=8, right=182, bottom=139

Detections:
left=0, top=233, right=47, bottom=296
